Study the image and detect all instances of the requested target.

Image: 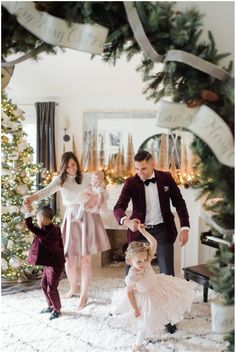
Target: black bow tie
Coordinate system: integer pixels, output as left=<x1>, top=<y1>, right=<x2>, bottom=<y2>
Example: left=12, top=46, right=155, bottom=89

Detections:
left=144, top=177, right=156, bottom=186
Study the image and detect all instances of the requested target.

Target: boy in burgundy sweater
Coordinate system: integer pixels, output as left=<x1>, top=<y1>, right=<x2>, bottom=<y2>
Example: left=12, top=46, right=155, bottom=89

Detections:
left=24, top=205, right=65, bottom=320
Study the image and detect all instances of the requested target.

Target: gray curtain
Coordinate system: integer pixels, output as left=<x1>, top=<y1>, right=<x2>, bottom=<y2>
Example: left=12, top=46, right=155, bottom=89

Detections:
left=35, top=101, right=57, bottom=211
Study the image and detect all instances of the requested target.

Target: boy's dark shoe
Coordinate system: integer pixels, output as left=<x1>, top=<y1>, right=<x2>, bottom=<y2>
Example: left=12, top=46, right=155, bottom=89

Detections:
left=165, top=323, right=177, bottom=334
left=40, top=307, right=53, bottom=314
left=49, top=311, right=61, bottom=320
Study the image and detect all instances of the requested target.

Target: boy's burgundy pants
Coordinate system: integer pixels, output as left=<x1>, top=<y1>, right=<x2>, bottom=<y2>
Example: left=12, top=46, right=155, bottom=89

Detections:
left=41, top=265, right=64, bottom=312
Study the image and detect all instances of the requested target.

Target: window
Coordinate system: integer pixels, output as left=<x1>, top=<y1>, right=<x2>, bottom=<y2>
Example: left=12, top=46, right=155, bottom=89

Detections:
left=20, top=105, right=37, bottom=163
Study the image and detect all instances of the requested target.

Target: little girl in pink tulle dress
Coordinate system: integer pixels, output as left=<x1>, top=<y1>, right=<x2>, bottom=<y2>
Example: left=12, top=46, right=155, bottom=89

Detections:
left=112, top=224, right=196, bottom=352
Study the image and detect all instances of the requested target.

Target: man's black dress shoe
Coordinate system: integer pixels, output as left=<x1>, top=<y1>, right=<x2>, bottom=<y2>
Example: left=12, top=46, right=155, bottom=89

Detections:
left=40, top=307, right=53, bottom=314
left=49, top=311, right=61, bottom=320
left=165, top=323, right=177, bottom=334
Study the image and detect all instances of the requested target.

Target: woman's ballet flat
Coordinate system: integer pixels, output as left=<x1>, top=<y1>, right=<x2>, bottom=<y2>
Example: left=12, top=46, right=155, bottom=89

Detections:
left=77, top=298, right=88, bottom=310
left=132, top=345, right=149, bottom=352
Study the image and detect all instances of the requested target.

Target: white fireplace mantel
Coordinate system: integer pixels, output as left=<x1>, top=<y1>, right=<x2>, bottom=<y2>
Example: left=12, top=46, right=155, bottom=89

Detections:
left=101, top=184, right=214, bottom=269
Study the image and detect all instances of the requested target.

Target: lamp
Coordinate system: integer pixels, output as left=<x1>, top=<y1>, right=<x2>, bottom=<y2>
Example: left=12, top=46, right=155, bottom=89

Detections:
left=63, top=118, right=70, bottom=142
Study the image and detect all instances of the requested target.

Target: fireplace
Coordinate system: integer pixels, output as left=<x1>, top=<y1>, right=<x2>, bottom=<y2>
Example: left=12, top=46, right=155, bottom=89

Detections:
left=100, top=228, right=182, bottom=276
left=102, top=229, right=128, bottom=267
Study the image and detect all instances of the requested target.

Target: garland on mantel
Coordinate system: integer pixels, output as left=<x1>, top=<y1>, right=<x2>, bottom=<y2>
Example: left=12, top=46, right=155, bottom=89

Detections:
left=2, top=2, right=234, bottom=349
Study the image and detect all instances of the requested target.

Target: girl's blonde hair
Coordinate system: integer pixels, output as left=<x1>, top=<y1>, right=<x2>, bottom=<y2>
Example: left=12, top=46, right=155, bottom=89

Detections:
left=125, top=241, right=155, bottom=265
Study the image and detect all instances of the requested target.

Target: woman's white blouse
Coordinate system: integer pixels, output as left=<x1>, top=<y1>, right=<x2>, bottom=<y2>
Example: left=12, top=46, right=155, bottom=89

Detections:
left=35, top=173, right=92, bottom=206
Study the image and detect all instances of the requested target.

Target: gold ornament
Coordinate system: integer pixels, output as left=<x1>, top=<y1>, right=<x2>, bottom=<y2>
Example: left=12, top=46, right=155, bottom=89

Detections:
left=22, top=156, right=31, bottom=164
left=1, top=135, right=9, bottom=144
left=23, top=177, right=29, bottom=183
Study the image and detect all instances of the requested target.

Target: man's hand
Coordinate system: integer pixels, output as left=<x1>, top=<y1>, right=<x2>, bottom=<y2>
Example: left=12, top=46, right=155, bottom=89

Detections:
left=124, top=218, right=141, bottom=232
left=179, top=229, right=189, bottom=247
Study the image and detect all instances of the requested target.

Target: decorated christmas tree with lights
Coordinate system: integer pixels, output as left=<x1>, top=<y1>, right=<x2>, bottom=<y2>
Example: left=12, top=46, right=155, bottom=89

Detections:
left=1, top=94, right=47, bottom=281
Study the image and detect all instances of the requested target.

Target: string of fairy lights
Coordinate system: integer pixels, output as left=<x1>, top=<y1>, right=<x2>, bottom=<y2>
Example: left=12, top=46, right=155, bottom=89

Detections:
left=82, top=134, right=200, bottom=188
left=92, top=167, right=200, bottom=188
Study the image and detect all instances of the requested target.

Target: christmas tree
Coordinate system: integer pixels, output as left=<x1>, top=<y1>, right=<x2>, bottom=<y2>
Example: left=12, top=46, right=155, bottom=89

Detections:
left=1, top=94, right=47, bottom=281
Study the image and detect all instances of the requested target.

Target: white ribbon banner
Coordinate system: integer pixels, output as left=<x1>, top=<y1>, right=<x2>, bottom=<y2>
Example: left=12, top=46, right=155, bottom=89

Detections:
left=2, top=2, right=108, bottom=55
left=156, top=100, right=234, bottom=167
left=2, top=46, right=45, bottom=67
left=124, top=2, right=163, bottom=63
left=165, top=50, right=231, bottom=82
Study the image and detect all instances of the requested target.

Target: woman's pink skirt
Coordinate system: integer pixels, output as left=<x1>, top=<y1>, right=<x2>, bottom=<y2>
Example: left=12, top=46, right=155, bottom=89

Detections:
left=61, top=205, right=111, bottom=257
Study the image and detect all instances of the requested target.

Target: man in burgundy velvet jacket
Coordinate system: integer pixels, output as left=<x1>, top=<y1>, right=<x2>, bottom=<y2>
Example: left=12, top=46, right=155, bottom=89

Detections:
left=25, top=205, right=65, bottom=320
left=114, top=150, right=190, bottom=273
left=114, top=151, right=190, bottom=333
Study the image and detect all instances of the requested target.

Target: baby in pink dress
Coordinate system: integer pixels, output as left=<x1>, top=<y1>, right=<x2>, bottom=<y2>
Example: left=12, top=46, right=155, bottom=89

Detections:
left=76, top=171, right=107, bottom=218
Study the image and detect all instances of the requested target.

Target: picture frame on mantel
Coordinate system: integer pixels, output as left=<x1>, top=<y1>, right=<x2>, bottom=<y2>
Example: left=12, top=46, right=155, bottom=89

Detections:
left=108, top=130, right=122, bottom=147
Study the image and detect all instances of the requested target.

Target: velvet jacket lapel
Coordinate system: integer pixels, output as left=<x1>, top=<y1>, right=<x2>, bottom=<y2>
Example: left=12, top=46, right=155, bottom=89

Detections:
left=134, top=174, right=146, bottom=218
left=154, top=170, right=166, bottom=219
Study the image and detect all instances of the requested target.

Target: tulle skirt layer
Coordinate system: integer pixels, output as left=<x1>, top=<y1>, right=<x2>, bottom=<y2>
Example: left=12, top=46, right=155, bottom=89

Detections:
left=111, top=274, right=196, bottom=334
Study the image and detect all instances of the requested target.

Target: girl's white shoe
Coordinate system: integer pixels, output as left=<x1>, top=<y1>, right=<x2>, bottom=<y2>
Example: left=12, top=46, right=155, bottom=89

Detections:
left=132, top=344, right=149, bottom=352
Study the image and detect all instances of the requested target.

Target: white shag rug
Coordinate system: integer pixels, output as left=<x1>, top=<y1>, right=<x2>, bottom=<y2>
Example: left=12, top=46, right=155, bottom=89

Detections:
left=1, top=277, right=227, bottom=352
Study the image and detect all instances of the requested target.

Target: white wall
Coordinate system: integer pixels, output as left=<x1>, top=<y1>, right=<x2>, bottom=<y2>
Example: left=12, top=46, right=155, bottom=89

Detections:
left=8, top=51, right=158, bottom=166
left=7, top=1, right=234, bottom=168
left=177, top=1, right=234, bottom=65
